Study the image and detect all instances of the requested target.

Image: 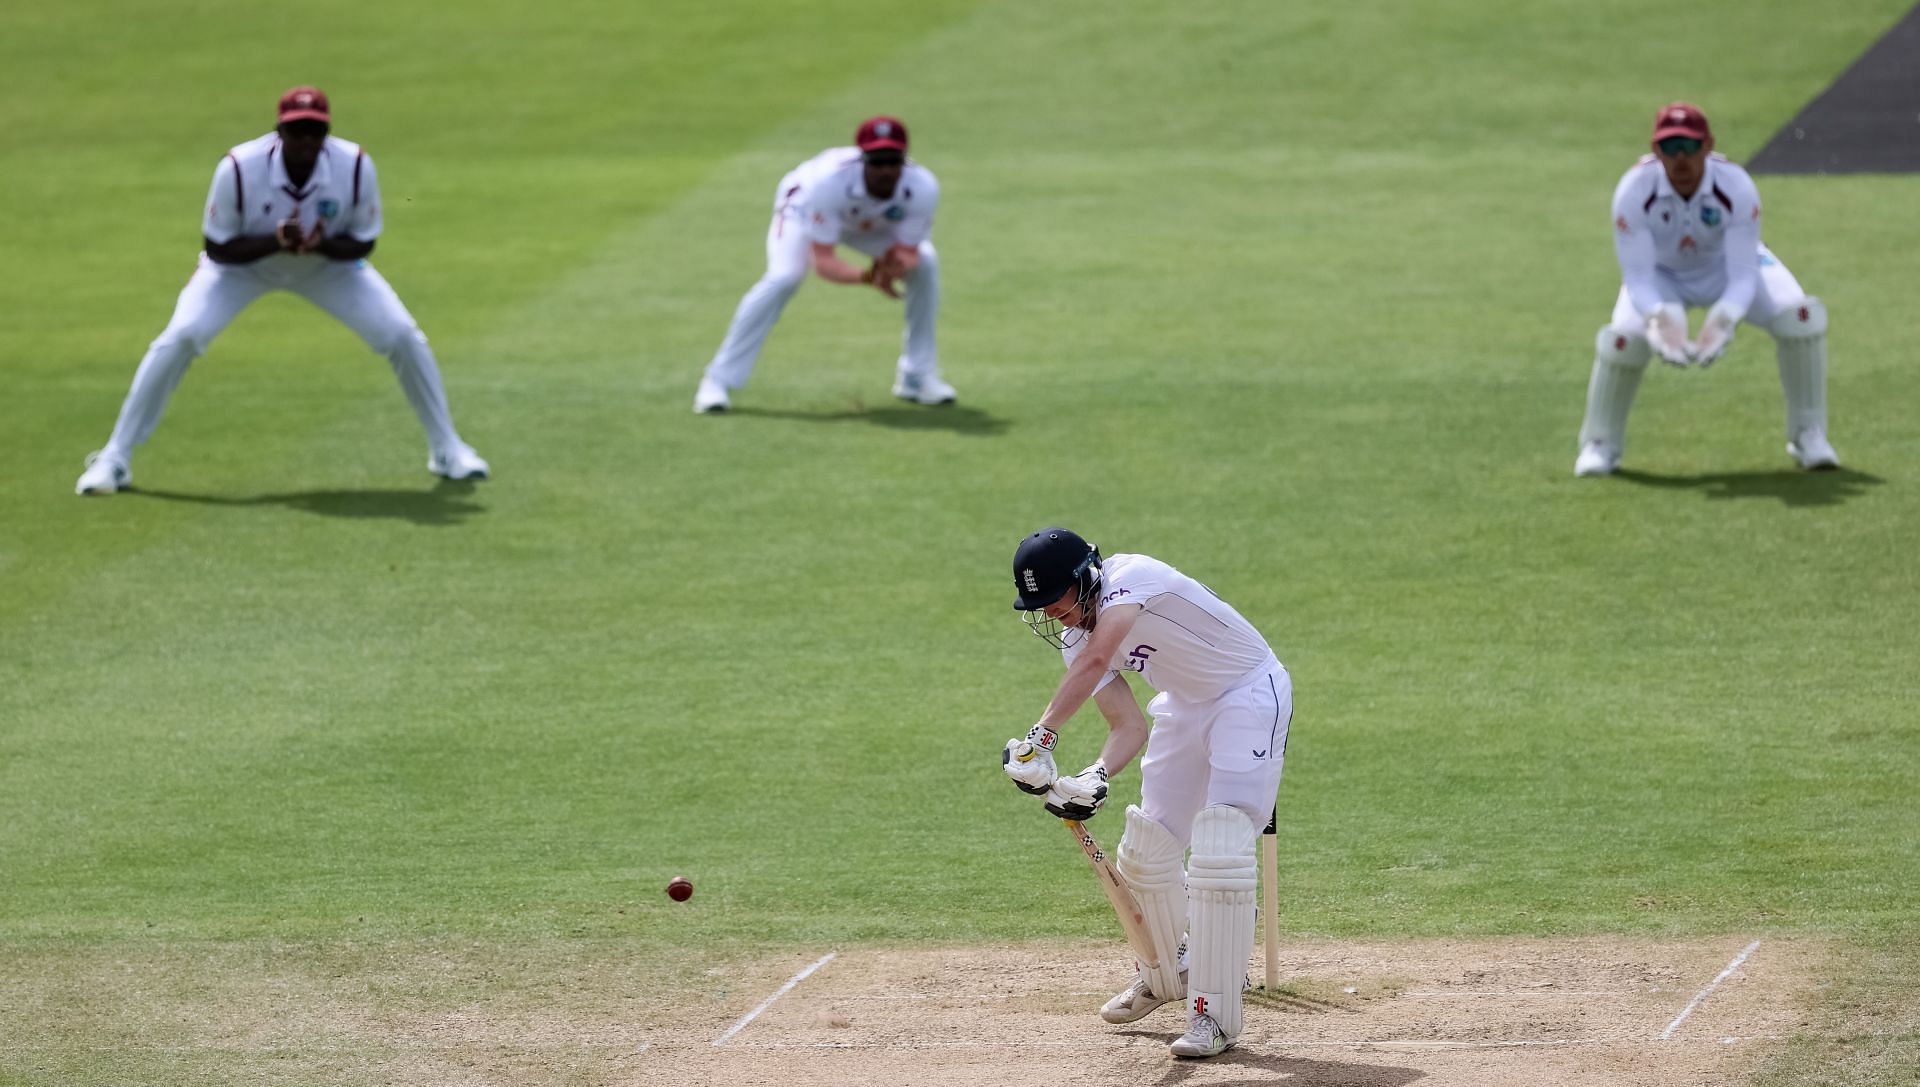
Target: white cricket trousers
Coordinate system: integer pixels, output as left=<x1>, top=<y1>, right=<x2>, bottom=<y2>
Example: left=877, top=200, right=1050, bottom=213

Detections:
left=701, top=206, right=940, bottom=390
left=98, top=253, right=465, bottom=460
left=1138, top=660, right=1292, bottom=845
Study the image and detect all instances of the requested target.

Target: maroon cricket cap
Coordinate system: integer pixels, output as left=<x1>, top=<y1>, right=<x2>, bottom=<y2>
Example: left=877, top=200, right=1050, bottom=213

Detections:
left=855, top=115, right=909, bottom=153
left=1651, top=102, right=1709, bottom=141
left=277, top=86, right=331, bottom=125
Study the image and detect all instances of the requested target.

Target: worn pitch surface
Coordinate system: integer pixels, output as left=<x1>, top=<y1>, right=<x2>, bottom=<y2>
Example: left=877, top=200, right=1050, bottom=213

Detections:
left=15, top=937, right=1801, bottom=1085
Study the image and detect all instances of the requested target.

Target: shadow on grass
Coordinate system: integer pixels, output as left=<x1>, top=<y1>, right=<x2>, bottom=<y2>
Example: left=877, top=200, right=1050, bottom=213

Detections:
left=1611, top=466, right=1884, bottom=507
left=1114, top=1029, right=1425, bottom=1086
left=126, top=479, right=485, bottom=526
left=725, top=402, right=1011, bottom=435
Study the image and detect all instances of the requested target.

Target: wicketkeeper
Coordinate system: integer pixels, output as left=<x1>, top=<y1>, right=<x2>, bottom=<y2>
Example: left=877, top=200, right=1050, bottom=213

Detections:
left=1577, top=101, right=1838, bottom=477
left=1001, top=528, right=1292, bottom=1059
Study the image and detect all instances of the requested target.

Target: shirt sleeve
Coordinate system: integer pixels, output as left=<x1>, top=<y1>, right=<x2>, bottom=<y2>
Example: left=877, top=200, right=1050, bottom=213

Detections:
left=1714, top=178, right=1761, bottom=321
left=202, top=155, right=244, bottom=244
left=1611, top=173, right=1663, bottom=319
left=1060, top=641, right=1119, bottom=694
left=344, top=151, right=383, bottom=242
left=892, top=169, right=939, bottom=247
left=795, top=186, right=841, bottom=246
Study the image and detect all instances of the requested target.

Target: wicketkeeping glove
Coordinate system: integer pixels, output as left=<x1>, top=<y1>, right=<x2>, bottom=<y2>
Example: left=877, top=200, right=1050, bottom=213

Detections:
left=1044, top=762, right=1109, bottom=820
left=1646, top=303, right=1694, bottom=367
left=1002, top=725, right=1059, bottom=795
left=1690, top=304, right=1738, bottom=368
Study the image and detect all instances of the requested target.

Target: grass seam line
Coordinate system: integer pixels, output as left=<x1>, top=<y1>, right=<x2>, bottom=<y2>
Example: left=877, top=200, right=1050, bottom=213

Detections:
left=1661, top=939, right=1762, bottom=1040
left=710, top=952, right=837, bottom=1048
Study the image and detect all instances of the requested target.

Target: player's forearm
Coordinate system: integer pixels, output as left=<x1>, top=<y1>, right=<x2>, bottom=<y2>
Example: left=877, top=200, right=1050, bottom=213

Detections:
left=1615, top=235, right=1665, bottom=317
left=1715, top=227, right=1760, bottom=321
left=316, top=236, right=375, bottom=261
left=1036, top=660, right=1111, bottom=730
left=1094, top=703, right=1149, bottom=777
left=811, top=252, right=870, bottom=285
left=204, top=234, right=283, bottom=265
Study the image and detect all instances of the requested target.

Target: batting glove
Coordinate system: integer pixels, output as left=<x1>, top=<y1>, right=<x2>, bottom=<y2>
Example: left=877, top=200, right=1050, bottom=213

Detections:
left=1002, top=725, right=1059, bottom=796
left=1044, top=762, right=1110, bottom=820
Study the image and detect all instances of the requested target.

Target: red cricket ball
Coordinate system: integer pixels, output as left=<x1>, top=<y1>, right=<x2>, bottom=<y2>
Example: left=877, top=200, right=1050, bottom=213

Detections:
left=666, top=876, right=693, bottom=902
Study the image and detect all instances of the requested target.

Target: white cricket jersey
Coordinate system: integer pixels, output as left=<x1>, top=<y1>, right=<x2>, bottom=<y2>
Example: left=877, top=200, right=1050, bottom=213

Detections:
left=776, top=146, right=939, bottom=249
left=1611, top=153, right=1763, bottom=319
left=202, top=133, right=383, bottom=254
left=1061, top=553, right=1279, bottom=704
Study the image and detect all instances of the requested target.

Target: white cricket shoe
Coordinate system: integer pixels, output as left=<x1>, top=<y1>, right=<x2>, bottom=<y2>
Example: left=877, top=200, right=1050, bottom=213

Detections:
left=1574, top=440, right=1620, bottom=477
left=1169, top=1012, right=1234, bottom=1059
left=694, top=375, right=730, bottom=414
left=75, top=450, right=131, bottom=495
left=1100, top=970, right=1186, bottom=1024
left=429, top=444, right=490, bottom=481
left=1788, top=428, right=1840, bottom=470
left=892, top=369, right=957, bottom=406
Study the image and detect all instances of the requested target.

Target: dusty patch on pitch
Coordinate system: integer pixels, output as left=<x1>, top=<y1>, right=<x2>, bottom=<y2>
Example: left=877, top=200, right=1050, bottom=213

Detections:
left=673, top=937, right=1824, bottom=1087
left=0, top=936, right=1822, bottom=1086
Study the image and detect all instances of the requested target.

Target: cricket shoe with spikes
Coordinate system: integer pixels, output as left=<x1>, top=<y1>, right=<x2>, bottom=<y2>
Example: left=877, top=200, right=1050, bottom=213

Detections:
left=429, top=443, right=490, bottom=481
left=1100, top=969, right=1187, bottom=1024
left=75, top=450, right=131, bottom=495
left=1169, top=1012, right=1234, bottom=1059
left=1574, top=439, right=1620, bottom=477
left=693, top=375, right=730, bottom=414
left=892, top=369, right=957, bottom=406
left=1787, top=427, right=1839, bottom=470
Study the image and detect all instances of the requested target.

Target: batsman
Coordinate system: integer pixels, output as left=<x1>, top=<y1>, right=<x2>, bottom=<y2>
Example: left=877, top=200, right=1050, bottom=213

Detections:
left=1001, top=528, right=1292, bottom=1059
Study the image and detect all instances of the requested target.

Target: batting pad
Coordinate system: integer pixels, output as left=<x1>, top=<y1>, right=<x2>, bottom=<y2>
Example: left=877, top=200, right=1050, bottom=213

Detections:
left=1115, top=805, right=1187, bottom=1002
left=1185, top=804, right=1258, bottom=1037
left=1579, top=326, right=1650, bottom=452
left=1770, top=297, right=1829, bottom=437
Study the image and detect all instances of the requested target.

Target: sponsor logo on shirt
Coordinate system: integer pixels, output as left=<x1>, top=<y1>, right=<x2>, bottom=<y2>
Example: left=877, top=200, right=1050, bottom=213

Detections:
left=1124, top=644, right=1157, bottom=672
left=1099, top=588, right=1131, bottom=605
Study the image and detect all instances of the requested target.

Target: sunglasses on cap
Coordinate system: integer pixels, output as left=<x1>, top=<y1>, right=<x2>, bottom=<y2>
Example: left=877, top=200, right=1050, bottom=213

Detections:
left=1656, top=136, right=1704, bottom=156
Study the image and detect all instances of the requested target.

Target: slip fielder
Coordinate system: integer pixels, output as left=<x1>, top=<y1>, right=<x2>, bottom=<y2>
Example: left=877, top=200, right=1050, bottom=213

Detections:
left=1577, top=101, right=1838, bottom=477
left=75, top=86, right=488, bottom=495
left=693, top=116, right=954, bottom=413
left=1001, top=528, right=1292, bottom=1059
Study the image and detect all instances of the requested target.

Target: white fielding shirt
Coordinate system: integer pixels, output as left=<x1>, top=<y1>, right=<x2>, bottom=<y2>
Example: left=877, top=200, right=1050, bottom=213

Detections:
left=203, top=133, right=383, bottom=254
left=777, top=147, right=939, bottom=249
left=1611, top=153, right=1762, bottom=320
left=1061, top=554, right=1278, bottom=704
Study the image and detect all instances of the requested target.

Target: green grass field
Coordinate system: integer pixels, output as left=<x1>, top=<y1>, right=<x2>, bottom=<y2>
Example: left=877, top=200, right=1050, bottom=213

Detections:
left=3, top=1, right=1917, bottom=1084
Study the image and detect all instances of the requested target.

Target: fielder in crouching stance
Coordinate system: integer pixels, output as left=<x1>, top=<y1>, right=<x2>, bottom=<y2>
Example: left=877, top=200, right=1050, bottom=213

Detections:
left=693, top=115, right=954, bottom=414
left=76, top=86, right=488, bottom=495
left=1002, top=528, right=1291, bottom=1059
left=1577, top=101, right=1837, bottom=477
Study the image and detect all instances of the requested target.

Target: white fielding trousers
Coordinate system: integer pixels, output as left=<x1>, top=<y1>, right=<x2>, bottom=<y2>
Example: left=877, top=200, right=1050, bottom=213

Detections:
left=98, top=253, right=465, bottom=460
left=1137, top=661, right=1292, bottom=846
left=701, top=206, right=940, bottom=390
